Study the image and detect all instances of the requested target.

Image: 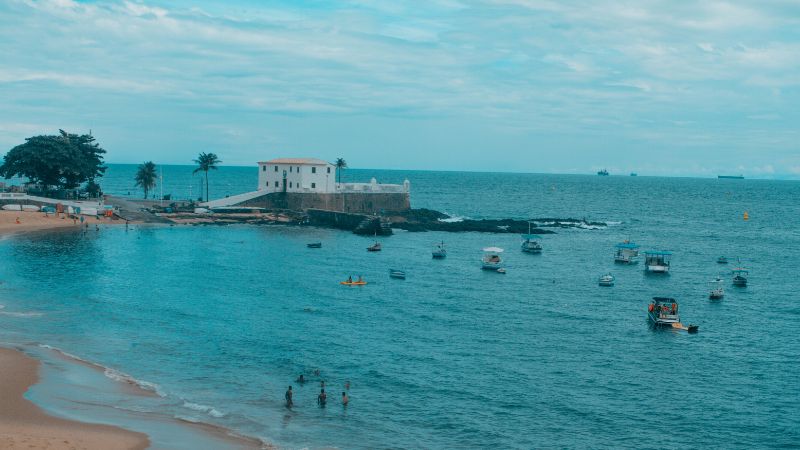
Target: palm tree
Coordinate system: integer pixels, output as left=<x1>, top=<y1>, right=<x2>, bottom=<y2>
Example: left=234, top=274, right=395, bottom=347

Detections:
left=193, top=152, right=221, bottom=202
left=134, top=161, right=158, bottom=199
left=335, top=157, right=347, bottom=184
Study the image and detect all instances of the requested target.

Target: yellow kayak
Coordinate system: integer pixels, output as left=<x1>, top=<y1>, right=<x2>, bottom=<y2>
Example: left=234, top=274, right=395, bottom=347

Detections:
left=340, top=281, right=367, bottom=286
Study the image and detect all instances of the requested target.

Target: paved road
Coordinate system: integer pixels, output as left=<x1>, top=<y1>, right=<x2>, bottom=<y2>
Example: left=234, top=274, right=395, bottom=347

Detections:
left=105, top=196, right=171, bottom=223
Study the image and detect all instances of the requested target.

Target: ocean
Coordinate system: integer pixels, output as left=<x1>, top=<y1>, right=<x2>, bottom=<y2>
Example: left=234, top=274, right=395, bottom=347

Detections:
left=1, top=165, right=799, bottom=448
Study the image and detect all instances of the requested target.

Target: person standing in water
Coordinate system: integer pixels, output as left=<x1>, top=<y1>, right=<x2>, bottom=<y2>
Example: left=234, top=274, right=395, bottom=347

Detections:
left=317, top=389, right=327, bottom=407
left=285, top=386, right=293, bottom=407
left=296, top=374, right=305, bottom=384
left=342, top=392, right=349, bottom=406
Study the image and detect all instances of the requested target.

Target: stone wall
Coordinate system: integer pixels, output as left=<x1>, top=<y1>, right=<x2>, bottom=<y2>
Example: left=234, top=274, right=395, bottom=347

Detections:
left=236, top=192, right=410, bottom=214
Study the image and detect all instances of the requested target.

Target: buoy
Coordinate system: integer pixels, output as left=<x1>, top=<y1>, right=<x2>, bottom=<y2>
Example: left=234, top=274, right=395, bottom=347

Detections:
left=743, top=211, right=749, bottom=221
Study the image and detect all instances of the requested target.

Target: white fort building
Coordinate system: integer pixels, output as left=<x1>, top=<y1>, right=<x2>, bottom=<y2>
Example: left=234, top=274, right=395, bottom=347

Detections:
left=257, top=157, right=409, bottom=194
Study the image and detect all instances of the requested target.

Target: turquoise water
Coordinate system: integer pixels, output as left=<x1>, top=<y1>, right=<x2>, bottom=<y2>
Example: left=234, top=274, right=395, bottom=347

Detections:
left=1, top=171, right=799, bottom=448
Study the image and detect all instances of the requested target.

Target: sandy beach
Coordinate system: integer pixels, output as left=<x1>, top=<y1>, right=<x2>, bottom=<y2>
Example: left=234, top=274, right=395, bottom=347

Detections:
left=0, top=211, right=111, bottom=236
left=0, top=347, right=149, bottom=450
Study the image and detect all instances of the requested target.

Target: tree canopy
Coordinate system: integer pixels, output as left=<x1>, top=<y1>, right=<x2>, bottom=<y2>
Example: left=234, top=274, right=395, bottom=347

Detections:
left=134, top=161, right=158, bottom=199
left=193, top=152, right=221, bottom=202
left=0, top=130, right=106, bottom=190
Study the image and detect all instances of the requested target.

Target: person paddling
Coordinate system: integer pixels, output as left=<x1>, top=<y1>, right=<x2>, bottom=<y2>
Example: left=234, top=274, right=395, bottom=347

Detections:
left=317, top=389, right=327, bottom=407
left=285, top=386, right=293, bottom=407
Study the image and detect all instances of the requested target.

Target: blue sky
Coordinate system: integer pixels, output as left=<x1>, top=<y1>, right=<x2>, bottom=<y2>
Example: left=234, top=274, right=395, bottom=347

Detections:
left=1, top=0, right=799, bottom=177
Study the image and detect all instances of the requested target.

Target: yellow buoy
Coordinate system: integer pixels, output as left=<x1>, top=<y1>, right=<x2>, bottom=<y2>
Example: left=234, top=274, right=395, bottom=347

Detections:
left=743, top=211, right=749, bottom=221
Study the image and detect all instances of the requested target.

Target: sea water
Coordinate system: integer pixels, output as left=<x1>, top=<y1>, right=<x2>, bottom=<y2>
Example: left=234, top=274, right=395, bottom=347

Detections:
left=1, top=170, right=799, bottom=448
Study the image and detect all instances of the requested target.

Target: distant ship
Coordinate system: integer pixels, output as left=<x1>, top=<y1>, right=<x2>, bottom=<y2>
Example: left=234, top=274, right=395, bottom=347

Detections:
left=597, top=169, right=609, bottom=176
left=630, top=173, right=638, bottom=177
left=718, top=175, right=744, bottom=179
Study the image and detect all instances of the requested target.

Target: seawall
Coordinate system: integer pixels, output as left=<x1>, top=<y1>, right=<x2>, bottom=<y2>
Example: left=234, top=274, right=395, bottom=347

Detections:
left=234, top=192, right=410, bottom=214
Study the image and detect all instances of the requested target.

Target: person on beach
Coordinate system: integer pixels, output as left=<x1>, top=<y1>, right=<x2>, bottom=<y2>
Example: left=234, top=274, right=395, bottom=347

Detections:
left=296, top=374, right=306, bottom=384
left=342, top=392, right=349, bottom=406
left=317, top=389, right=327, bottom=406
left=285, top=386, right=293, bottom=407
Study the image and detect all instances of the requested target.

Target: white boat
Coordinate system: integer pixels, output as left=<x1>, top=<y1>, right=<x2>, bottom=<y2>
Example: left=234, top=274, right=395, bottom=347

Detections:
left=614, top=241, right=639, bottom=264
left=521, top=222, right=542, bottom=253
left=644, top=251, right=671, bottom=273
left=709, top=278, right=724, bottom=299
left=388, top=269, right=406, bottom=279
left=598, top=273, right=615, bottom=286
left=2, top=204, right=22, bottom=211
left=481, top=247, right=504, bottom=271
left=432, top=241, right=447, bottom=259
left=648, top=297, right=698, bottom=332
left=21, top=205, right=40, bottom=212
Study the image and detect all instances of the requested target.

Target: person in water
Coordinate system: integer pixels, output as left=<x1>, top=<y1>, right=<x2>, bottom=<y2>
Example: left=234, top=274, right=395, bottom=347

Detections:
left=320, top=380, right=325, bottom=389
left=344, top=380, right=350, bottom=390
left=317, top=389, right=327, bottom=406
left=296, top=374, right=306, bottom=384
left=347, top=276, right=352, bottom=283
left=357, top=275, right=363, bottom=283
left=285, top=386, right=293, bottom=407
left=342, top=392, right=349, bottom=406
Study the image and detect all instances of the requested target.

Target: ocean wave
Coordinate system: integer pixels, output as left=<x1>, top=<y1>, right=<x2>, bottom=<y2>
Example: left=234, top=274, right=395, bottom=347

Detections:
left=0, top=310, right=43, bottom=317
left=182, top=401, right=226, bottom=418
left=605, top=221, right=622, bottom=226
left=438, top=213, right=469, bottom=223
left=38, top=344, right=166, bottom=397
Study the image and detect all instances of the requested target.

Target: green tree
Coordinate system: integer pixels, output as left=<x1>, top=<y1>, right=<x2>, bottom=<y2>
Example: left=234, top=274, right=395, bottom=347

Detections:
left=335, top=157, right=347, bottom=184
left=134, top=161, right=158, bottom=199
left=0, top=130, right=106, bottom=191
left=193, top=152, right=221, bottom=202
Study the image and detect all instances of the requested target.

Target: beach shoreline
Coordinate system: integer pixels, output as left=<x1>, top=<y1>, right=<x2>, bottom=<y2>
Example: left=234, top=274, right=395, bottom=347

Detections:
left=0, top=211, right=126, bottom=237
left=0, top=347, right=150, bottom=450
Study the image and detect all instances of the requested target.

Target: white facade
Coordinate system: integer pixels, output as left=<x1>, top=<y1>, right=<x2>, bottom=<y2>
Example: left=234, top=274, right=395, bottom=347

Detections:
left=258, top=158, right=337, bottom=193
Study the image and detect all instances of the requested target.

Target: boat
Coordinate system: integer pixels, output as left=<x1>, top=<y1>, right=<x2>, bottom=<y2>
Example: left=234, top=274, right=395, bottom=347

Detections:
left=497, top=268, right=507, bottom=274
left=388, top=269, right=406, bottom=279
left=521, top=222, right=542, bottom=253
left=307, top=242, right=322, bottom=248
left=717, top=256, right=728, bottom=264
left=614, top=241, right=639, bottom=264
left=367, top=242, right=381, bottom=252
left=2, top=204, right=22, bottom=211
left=732, top=268, right=749, bottom=287
left=341, top=277, right=367, bottom=286
left=432, top=241, right=447, bottom=259
left=597, top=169, right=609, bottom=176
left=630, top=173, right=638, bottom=177
left=598, top=273, right=615, bottom=286
left=21, top=205, right=40, bottom=212
left=718, top=175, right=744, bottom=179
left=709, top=278, right=724, bottom=299
left=647, top=297, right=698, bottom=333
left=481, top=247, right=504, bottom=271
left=644, top=251, right=671, bottom=273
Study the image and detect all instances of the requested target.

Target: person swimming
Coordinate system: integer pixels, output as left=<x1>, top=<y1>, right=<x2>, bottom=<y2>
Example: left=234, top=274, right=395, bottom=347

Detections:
left=317, top=389, right=327, bottom=407
left=296, top=374, right=306, bottom=384
left=342, top=392, right=349, bottom=406
left=344, top=380, right=350, bottom=390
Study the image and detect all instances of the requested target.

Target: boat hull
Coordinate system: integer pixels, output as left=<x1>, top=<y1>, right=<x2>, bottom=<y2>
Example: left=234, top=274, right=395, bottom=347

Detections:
left=645, top=265, right=669, bottom=273
left=481, top=263, right=504, bottom=271
left=432, top=252, right=446, bottom=259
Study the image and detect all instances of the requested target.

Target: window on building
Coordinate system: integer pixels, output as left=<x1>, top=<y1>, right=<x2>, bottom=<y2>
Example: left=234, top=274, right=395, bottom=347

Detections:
left=289, top=182, right=293, bottom=188
left=262, top=165, right=266, bottom=172
left=274, top=165, right=278, bottom=172
left=312, top=167, right=316, bottom=174
left=311, top=183, right=316, bottom=188
left=327, top=167, right=331, bottom=174
left=289, top=166, right=293, bottom=173
left=296, top=167, right=300, bottom=172
left=274, top=181, right=279, bottom=187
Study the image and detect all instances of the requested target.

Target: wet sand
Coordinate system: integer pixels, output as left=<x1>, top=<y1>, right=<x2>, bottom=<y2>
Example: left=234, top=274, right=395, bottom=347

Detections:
left=0, top=347, right=149, bottom=449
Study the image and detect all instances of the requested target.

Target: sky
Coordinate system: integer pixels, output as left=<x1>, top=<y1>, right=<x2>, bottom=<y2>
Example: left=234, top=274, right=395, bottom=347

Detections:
left=1, top=0, right=799, bottom=178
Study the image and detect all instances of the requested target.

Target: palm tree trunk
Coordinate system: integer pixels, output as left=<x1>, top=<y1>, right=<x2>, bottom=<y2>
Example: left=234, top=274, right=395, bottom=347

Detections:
left=205, top=170, right=209, bottom=202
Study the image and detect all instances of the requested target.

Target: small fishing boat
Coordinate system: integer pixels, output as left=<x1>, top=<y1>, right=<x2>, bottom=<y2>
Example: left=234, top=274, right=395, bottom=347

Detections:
left=497, top=268, right=507, bottom=274
left=388, top=269, right=406, bottom=279
left=647, top=297, right=698, bottom=333
left=597, top=169, right=609, bottom=176
left=432, top=241, right=447, bottom=259
left=481, top=247, right=504, bottom=271
left=367, top=242, right=381, bottom=252
left=521, top=222, right=542, bottom=253
left=709, top=278, right=724, bottom=299
left=732, top=268, right=749, bottom=287
left=644, top=251, right=671, bottom=273
left=614, top=241, right=639, bottom=264
left=598, top=273, right=615, bottom=286
left=717, top=256, right=728, bottom=264
left=307, top=242, right=322, bottom=248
